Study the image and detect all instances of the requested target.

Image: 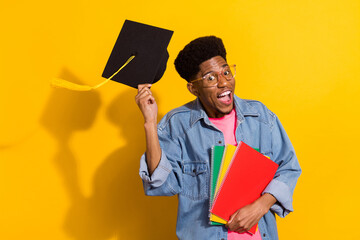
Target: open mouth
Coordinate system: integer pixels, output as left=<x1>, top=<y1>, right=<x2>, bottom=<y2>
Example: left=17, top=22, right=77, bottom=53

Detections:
left=217, top=90, right=232, bottom=104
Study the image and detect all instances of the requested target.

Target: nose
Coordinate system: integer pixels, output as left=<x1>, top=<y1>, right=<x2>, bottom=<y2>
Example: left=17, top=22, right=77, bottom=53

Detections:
left=217, top=74, right=228, bottom=87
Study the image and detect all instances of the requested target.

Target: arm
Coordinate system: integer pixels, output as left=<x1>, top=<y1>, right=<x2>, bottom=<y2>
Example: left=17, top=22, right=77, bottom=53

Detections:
left=135, top=84, right=161, bottom=175
left=136, top=84, right=183, bottom=196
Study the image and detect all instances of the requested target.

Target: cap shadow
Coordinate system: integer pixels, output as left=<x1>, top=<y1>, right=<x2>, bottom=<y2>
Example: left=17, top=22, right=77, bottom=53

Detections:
left=82, top=89, right=177, bottom=239
left=42, top=80, right=177, bottom=239
left=41, top=71, right=177, bottom=239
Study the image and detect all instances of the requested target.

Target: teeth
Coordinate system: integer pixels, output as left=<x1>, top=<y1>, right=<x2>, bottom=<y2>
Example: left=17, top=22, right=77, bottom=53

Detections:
left=218, top=91, right=231, bottom=98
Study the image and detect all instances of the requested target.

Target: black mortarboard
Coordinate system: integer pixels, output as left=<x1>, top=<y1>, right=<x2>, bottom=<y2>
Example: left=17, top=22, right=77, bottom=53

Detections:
left=102, top=20, right=174, bottom=88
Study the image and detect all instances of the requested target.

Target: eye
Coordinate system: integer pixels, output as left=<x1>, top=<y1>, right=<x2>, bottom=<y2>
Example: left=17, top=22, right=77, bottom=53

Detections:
left=205, top=74, right=216, bottom=82
left=223, top=66, right=233, bottom=76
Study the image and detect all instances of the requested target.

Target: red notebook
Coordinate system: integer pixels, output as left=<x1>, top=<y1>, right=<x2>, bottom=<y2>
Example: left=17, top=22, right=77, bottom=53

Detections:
left=210, top=141, right=278, bottom=233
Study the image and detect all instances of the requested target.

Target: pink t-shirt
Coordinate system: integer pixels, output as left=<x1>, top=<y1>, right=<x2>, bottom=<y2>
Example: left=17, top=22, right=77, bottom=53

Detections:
left=208, top=109, right=237, bottom=146
left=209, top=109, right=262, bottom=240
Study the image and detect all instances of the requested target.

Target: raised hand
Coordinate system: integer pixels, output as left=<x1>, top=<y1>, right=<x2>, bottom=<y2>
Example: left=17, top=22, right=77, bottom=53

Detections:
left=135, top=84, right=158, bottom=125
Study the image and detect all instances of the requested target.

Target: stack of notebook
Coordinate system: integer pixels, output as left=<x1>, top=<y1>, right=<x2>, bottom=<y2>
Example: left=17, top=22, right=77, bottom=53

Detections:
left=209, top=142, right=278, bottom=234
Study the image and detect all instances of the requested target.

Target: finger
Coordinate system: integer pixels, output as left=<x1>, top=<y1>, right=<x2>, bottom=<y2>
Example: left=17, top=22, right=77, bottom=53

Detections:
left=228, top=214, right=236, bottom=224
left=148, top=95, right=156, bottom=104
left=136, top=88, right=150, bottom=99
left=236, top=229, right=246, bottom=234
left=135, top=89, right=152, bottom=102
left=137, top=83, right=152, bottom=92
left=228, top=209, right=240, bottom=226
left=136, top=87, right=153, bottom=98
left=233, top=225, right=246, bottom=233
left=143, top=94, right=156, bottom=105
left=138, top=94, right=156, bottom=107
left=227, top=220, right=237, bottom=231
left=137, top=84, right=152, bottom=92
left=229, top=224, right=244, bottom=233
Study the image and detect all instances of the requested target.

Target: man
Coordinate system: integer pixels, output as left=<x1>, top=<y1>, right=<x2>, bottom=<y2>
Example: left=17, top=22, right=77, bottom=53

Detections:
left=135, top=36, right=301, bottom=240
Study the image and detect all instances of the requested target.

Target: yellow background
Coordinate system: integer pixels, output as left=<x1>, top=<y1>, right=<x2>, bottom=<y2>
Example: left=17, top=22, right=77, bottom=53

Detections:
left=1, top=0, right=359, bottom=239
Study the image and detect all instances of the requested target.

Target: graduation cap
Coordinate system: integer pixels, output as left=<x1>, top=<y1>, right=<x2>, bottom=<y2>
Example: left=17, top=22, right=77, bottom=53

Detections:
left=102, top=20, right=173, bottom=88
left=50, top=20, right=173, bottom=91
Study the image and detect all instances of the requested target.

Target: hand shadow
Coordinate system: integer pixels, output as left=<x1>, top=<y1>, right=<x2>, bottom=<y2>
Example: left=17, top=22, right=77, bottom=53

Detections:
left=46, top=84, right=178, bottom=240
left=42, top=70, right=178, bottom=239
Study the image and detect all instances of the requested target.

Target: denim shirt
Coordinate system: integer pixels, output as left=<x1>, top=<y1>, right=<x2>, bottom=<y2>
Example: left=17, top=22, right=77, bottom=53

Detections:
left=139, top=95, right=301, bottom=240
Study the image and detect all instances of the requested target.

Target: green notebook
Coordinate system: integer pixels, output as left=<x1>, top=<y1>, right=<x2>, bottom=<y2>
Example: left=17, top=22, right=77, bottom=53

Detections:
left=209, top=145, right=225, bottom=225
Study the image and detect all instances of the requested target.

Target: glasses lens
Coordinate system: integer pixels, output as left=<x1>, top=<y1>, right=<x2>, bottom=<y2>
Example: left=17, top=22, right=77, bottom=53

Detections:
left=203, top=73, right=218, bottom=87
left=223, top=65, right=236, bottom=79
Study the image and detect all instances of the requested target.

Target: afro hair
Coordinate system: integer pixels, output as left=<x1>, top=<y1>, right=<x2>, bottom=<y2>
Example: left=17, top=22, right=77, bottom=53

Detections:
left=174, top=36, right=227, bottom=82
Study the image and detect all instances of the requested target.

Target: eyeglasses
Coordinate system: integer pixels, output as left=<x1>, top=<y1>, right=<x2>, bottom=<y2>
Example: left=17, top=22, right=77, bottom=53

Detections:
left=190, top=64, right=236, bottom=87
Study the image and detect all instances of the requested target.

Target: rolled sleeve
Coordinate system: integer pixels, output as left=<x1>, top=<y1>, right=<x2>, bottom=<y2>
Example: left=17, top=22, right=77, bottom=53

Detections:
left=139, top=150, right=173, bottom=188
left=263, top=179, right=293, bottom=217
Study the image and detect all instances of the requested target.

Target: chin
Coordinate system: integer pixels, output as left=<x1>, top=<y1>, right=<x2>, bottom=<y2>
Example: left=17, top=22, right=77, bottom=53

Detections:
left=220, top=105, right=234, bottom=115
left=222, top=109, right=233, bottom=115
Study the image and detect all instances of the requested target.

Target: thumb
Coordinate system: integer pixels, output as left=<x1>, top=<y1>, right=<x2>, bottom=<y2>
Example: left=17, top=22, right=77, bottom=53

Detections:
left=228, top=212, right=236, bottom=224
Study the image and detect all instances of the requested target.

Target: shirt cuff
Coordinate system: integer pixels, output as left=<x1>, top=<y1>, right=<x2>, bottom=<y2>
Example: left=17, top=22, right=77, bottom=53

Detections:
left=262, top=179, right=293, bottom=218
left=139, top=150, right=173, bottom=188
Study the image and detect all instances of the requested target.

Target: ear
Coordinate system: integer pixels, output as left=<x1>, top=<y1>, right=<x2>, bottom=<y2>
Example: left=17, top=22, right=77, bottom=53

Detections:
left=187, top=82, right=199, bottom=97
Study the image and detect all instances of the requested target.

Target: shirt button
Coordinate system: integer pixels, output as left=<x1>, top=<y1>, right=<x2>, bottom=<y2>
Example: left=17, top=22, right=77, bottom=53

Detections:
left=218, top=140, right=222, bottom=144
left=263, top=233, right=266, bottom=237
left=193, top=169, right=196, bottom=173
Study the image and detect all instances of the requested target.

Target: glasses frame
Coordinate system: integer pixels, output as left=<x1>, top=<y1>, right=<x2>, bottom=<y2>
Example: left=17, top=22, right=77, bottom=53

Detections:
left=190, top=64, right=236, bottom=88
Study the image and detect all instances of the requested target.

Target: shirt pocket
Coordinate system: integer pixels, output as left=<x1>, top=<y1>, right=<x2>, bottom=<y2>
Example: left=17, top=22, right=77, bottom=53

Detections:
left=181, top=161, right=209, bottom=200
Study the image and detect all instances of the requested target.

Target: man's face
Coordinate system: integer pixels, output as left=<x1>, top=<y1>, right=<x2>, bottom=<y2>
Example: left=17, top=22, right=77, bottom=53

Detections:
left=188, top=56, right=235, bottom=118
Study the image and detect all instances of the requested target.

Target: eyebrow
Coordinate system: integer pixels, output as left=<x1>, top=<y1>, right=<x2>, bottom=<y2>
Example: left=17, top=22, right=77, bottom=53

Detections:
left=202, top=63, right=229, bottom=76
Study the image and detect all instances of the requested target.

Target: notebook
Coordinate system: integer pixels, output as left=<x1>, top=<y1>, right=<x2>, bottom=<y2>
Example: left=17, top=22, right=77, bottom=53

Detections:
left=210, top=142, right=278, bottom=233
left=209, top=146, right=225, bottom=225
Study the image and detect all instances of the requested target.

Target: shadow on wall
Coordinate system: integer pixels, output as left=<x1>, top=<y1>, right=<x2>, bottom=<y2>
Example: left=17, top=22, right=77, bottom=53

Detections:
left=41, top=69, right=177, bottom=240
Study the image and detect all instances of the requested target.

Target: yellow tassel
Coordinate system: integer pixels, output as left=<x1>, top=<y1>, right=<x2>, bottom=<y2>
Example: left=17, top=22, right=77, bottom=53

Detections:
left=50, top=55, right=135, bottom=91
